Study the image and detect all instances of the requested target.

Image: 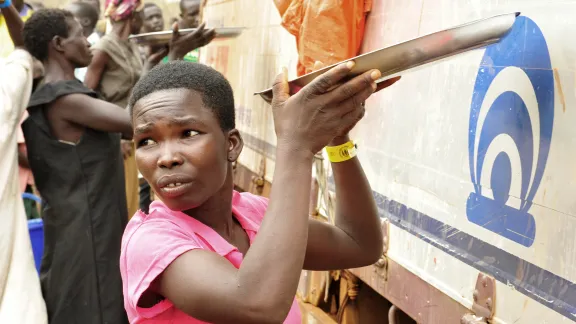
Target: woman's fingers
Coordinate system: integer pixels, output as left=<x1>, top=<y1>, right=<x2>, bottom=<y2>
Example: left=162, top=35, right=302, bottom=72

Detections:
left=171, top=22, right=180, bottom=38
left=324, top=69, right=380, bottom=106
left=299, top=61, right=355, bottom=99
left=271, top=67, right=290, bottom=106
left=335, top=83, right=375, bottom=120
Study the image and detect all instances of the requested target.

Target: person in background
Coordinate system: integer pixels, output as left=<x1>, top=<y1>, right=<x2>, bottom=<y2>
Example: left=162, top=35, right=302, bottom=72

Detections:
left=85, top=0, right=147, bottom=219
left=67, top=1, right=99, bottom=81
left=179, top=0, right=201, bottom=29
left=78, top=0, right=106, bottom=36
left=0, top=1, right=47, bottom=323
left=140, top=2, right=163, bottom=33
left=0, top=0, right=33, bottom=57
left=136, top=2, right=163, bottom=61
left=161, top=0, right=212, bottom=63
left=23, top=9, right=131, bottom=322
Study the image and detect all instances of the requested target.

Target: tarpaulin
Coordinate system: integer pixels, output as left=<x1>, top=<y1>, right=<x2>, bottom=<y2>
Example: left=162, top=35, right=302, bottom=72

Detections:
left=274, top=0, right=372, bottom=76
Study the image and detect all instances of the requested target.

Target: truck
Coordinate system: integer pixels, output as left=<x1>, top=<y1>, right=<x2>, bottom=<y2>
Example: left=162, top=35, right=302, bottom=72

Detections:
left=199, top=0, right=576, bottom=323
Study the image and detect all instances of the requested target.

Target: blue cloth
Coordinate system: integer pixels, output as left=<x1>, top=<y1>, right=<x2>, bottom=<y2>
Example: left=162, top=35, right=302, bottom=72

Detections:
left=0, top=0, right=13, bottom=9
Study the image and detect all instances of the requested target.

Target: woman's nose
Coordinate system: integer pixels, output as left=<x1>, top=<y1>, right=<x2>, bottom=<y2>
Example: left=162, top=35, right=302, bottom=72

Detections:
left=157, top=147, right=184, bottom=169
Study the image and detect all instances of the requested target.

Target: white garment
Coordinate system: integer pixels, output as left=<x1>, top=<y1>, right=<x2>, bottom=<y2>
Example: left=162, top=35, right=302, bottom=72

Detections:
left=0, top=49, right=47, bottom=323
left=74, top=32, right=101, bottom=82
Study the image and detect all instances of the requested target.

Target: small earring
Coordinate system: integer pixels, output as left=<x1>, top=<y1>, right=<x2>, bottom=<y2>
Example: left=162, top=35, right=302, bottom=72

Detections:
left=228, top=156, right=233, bottom=161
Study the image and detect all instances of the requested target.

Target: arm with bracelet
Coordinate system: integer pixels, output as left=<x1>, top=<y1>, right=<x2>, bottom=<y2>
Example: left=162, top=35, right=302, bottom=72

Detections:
left=1, top=0, right=25, bottom=48
left=301, top=64, right=401, bottom=271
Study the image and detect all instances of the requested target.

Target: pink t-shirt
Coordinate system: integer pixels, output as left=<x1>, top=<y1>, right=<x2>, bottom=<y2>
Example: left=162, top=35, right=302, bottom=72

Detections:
left=120, top=191, right=302, bottom=323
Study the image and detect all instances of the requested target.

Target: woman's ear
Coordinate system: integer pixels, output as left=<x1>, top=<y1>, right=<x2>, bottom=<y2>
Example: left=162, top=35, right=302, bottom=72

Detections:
left=51, top=35, right=65, bottom=53
left=80, top=17, right=92, bottom=29
left=226, top=129, right=243, bottom=162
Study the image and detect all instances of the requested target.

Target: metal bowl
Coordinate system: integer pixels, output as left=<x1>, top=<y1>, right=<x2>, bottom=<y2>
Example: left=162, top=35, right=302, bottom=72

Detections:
left=255, top=12, right=519, bottom=103
left=129, top=27, right=245, bottom=46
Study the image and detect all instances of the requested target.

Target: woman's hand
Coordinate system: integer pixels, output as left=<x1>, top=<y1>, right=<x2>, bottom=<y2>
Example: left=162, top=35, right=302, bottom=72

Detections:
left=271, top=61, right=382, bottom=157
left=167, top=22, right=216, bottom=61
left=310, top=61, right=400, bottom=145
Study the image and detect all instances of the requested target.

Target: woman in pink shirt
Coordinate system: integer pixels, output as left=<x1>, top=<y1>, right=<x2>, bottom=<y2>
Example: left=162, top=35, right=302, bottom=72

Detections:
left=121, top=60, right=398, bottom=323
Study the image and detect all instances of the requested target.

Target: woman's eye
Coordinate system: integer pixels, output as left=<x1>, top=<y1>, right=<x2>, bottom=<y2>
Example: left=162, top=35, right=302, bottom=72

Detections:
left=183, top=130, right=199, bottom=138
left=138, top=138, right=156, bottom=147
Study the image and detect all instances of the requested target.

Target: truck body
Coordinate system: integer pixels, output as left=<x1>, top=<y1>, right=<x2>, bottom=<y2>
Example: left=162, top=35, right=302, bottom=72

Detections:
left=201, top=0, right=576, bottom=323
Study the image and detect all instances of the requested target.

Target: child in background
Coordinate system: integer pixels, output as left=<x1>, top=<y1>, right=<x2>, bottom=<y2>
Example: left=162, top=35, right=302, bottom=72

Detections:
left=178, top=0, right=205, bottom=29
left=140, top=2, right=163, bottom=33
left=159, top=0, right=211, bottom=63
left=120, top=60, right=397, bottom=323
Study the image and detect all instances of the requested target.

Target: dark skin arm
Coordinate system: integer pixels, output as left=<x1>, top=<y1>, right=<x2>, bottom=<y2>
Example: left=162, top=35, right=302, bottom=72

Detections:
left=295, top=60, right=398, bottom=269
left=84, top=23, right=211, bottom=89
left=49, top=94, right=132, bottom=139
left=155, top=63, right=384, bottom=323
left=167, top=22, right=215, bottom=61
left=303, top=77, right=400, bottom=270
left=1, top=2, right=24, bottom=47
left=84, top=49, right=109, bottom=90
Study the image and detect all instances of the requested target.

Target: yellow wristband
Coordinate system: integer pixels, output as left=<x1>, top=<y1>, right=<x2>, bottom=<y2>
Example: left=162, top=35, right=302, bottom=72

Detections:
left=326, top=141, right=357, bottom=163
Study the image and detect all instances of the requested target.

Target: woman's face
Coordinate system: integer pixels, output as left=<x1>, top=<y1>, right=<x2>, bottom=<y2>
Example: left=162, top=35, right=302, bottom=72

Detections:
left=61, top=18, right=93, bottom=68
left=179, top=0, right=201, bottom=29
left=141, top=5, right=164, bottom=32
left=132, top=88, right=243, bottom=211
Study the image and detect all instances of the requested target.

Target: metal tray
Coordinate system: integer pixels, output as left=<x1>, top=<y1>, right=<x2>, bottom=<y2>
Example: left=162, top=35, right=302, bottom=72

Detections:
left=255, top=12, right=519, bottom=103
left=129, top=27, right=244, bottom=46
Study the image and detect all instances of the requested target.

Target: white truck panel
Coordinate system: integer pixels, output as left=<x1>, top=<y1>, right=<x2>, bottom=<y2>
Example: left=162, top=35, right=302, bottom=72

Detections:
left=202, top=0, right=576, bottom=322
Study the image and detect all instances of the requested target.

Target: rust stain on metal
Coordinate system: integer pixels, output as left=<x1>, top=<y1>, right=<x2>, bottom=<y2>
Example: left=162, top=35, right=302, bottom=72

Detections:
left=471, top=273, right=496, bottom=319
left=350, top=259, right=470, bottom=323
left=553, top=68, right=566, bottom=113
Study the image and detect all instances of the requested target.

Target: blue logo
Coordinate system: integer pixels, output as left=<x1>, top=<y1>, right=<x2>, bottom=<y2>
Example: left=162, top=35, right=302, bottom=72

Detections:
left=467, top=16, right=554, bottom=247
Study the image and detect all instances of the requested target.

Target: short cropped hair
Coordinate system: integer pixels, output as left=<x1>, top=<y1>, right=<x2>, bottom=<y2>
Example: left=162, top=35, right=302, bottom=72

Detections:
left=128, top=61, right=235, bottom=131
left=23, top=9, right=74, bottom=61
left=68, top=2, right=99, bottom=29
left=179, top=0, right=200, bottom=13
left=141, top=3, right=161, bottom=19
left=143, top=2, right=160, bottom=10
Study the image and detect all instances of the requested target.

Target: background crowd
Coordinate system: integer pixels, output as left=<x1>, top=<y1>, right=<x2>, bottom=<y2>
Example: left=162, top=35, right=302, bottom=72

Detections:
left=0, top=0, right=214, bottom=322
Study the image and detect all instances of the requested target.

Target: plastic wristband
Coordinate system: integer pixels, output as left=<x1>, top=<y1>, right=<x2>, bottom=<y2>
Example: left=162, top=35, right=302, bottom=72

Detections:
left=326, top=141, right=357, bottom=163
left=0, top=0, right=12, bottom=9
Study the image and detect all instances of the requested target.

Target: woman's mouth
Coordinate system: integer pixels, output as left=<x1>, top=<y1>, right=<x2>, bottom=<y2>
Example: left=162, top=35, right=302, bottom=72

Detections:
left=157, top=174, right=195, bottom=198
left=159, top=182, right=193, bottom=198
